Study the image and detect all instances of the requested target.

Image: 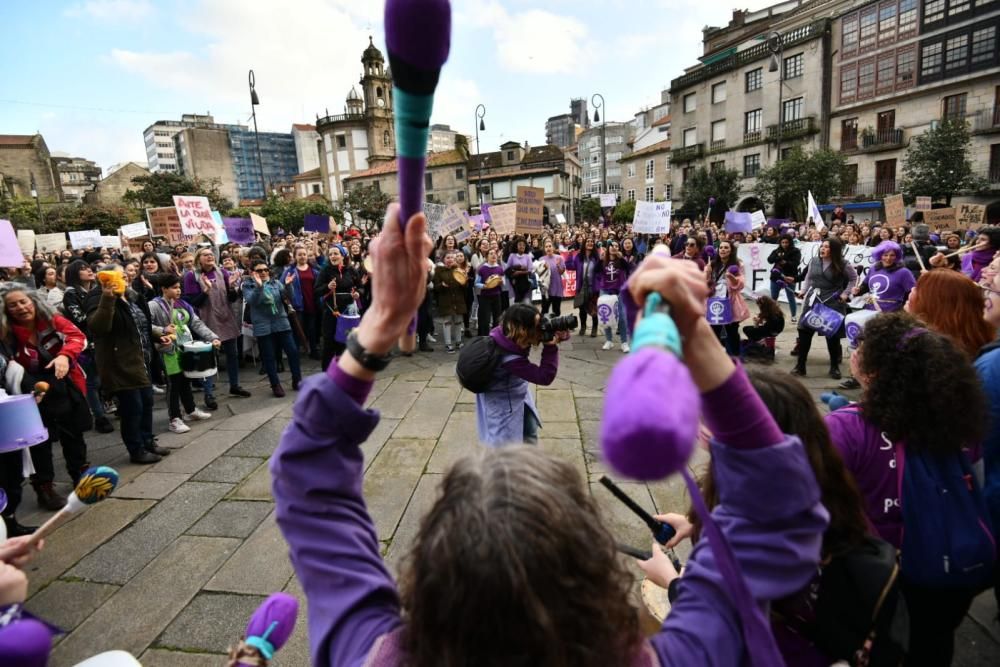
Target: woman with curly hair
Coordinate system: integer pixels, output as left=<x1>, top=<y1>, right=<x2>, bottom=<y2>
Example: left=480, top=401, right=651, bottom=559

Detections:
left=904, top=269, right=994, bottom=359
left=826, top=311, right=988, bottom=666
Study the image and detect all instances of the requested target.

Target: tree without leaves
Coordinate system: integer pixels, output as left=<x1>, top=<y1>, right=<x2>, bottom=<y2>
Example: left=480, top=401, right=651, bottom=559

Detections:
left=899, top=119, right=986, bottom=206
left=681, top=166, right=742, bottom=220
left=753, top=147, right=849, bottom=219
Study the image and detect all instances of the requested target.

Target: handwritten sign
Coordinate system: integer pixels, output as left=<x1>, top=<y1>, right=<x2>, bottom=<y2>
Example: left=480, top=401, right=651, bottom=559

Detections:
left=35, top=233, right=66, bottom=253
left=429, top=203, right=467, bottom=241
left=632, top=200, right=672, bottom=234
left=99, top=236, right=122, bottom=249
left=488, top=203, right=517, bottom=235
left=120, top=221, right=149, bottom=239
left=147, top=207, right=184, bottom=243
left=883, top=194, right=905, bottom=228
left=17, top=229, right=35, bottom=255
left=957, top=203, right=987, bottom=230
left=560, top=251, right=577, bottom=298
left=223, top=218, right=255, bottom=245
left=250, top=213, right=270, bottom=236
left=924, top=208, right=956, bottom=228
left=555, top=213, right=567, bottom=224
left=915, top=196, right=932, bottom=211
left=515, top=186, right=545, bottom=235
left=172, top=195, right=215, bottom=238
left=750, top=210, right=767, bottom=229
left=599, top=194, right=617, bottom=208
left=0, top=220, right=24, bottom=267
left=68, top=229, right=102, bottom=250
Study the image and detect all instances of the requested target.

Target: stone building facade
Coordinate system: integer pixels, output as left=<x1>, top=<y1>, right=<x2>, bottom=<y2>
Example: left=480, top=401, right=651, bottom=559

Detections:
left=51, top=156, right=102, bottom=203
left=86, top=162, right=150, bottom=207
left=0, top=134, right=61, bottom=202
left=343, top=149, right=470, bottom=207
left=174, top=127, right=240, bottom=205
left=620, top=140, right=673, bottom=204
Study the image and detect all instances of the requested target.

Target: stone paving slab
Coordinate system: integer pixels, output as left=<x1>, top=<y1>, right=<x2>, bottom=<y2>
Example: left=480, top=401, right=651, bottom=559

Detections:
left=392, top=386, right=460, bottom=439
left=152, top=429, right=253, bottom=474
left=114, top=472, right=191, bottom=500
left=51, top=536, right=240, bottom=664
left=540, top=420, right=581, bottom=439
left=191, top=455, right=264, bottom=484
left=363, top=438, right=437, bottom=539
left=426, top=411, right=478, bottom=474
left=139, top=649, right=225, bottom=667
left=205, top=511, right=294, bottom=595
left=369, top=380, right=427, bottom=418
left=361, top=417, right=401, bottom=470
left=156, top=591, right=266, bottom=653
left=225, top=417, right=289, bottom=458
left=228, top=459, right=273, bottom=500
left=536, top=388, right=577, bottom=421
left=384, top=473, right=443, bottom=575
left=187, top=500, right=273, bottom=538
left=214, top=402, right=286, bottom=431
left=25, top=580, right=119, bottom=634
left=539, top=437, right=588, bottom=479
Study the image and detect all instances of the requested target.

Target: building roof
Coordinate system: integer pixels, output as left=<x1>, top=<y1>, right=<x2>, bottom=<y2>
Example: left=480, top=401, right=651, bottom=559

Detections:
left=0, top=134, right=37, bottom=146
left=293, top=168, right=322, bottom=181
left=652, top=115, right=671, bottom=128
left=346, top=149, right=468, bottom=180
left=362, top=36, right=384, bottom=63
left=347, top=86, right=361, bottom=101
left=622, top=139, right=671, bottom=162
left=522, top=145, right=566, bottom=165
left=469, top=144, right=571, bottom=173
left=292, top=123, right=316, bottom=132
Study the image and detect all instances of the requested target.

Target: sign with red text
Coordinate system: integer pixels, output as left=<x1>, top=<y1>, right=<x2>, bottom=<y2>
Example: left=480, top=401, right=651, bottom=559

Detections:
left=173, top=195, right=216, bottom=239
left=559, top=251, right=577, bottom=298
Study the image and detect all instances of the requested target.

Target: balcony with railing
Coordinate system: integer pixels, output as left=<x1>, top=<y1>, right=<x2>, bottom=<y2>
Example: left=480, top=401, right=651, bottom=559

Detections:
left=859, top=128, right=906, bottom=152
left=766, top=116, right=818, bottom=141
left=972, top=106, right=1000, bottom=134
left=316, top=112, right=366, bottom=130
left=670, top=143, right=704, bottom=163
left=837, top=179, right=898, bottom=198
left=710, top=139, right=726, bottom=152
left=743, top=130, right=763, bottom=145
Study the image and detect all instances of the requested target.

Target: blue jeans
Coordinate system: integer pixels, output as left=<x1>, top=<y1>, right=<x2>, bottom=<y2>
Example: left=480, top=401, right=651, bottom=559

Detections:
left=115, top=387, right=154, bottom=456
left=602, top=292, right=629, bottom=344
left=259, top=329, right=302, bottom=387
left=80, top=353, right=105, bottom=419
left=770, top=280, right=798, bottom=318
left=203, top=338, right=241, bottom=397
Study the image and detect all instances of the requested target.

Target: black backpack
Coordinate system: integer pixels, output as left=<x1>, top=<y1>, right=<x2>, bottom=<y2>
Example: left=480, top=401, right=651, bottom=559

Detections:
left=456, top=336, right=502, bottom=393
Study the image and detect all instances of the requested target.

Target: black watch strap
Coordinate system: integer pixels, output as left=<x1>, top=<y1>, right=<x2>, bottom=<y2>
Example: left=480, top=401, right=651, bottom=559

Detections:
left=346, top=330, right=392, bottom=372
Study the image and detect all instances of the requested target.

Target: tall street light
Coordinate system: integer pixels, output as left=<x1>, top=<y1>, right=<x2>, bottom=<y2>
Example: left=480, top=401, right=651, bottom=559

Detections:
left=591, top=94, right=606, bottom=200
left=30, top=172, right=43, bottom=225
left=248, top=69, right=267, bottom=201
left=767, top=32, right=784, bottom=215
left=475, top=103, right=486, bottom=210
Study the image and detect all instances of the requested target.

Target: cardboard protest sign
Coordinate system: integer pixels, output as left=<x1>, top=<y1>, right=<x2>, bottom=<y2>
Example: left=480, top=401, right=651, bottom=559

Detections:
left=924, top=208, right=956, bottom=228
left=883, top=194, right=906, bottom=228
left=147, top=207, right=184, bottom=243
left=224, top=218, right=255, bottom=245
left=120, top=221, right=149, bottom=239
left=432, top=204, right=468, bottom=242
left=172, top=195, right=215, bottom=238
left=303, top=214, right=331, bottom=233
left=515, top=186, right=545, bottom=235
left=35, top=233, right=66, bottom=253
left=99, top=236, right=122, bottom=249
left=0, top=220, right=24, bottom=267
left=632, top=201, right=671, bottom=234
left=750, top=210, right=767, bottom=229
left=68, top=229, right=101, bottom=249
left=915, top=196, right=932, bottom=211
left=250, top=213, right=270, bottom=236
left=599, top=193, right=617, bottom=208
left=724, top=211, right=752, bottom=234
left=488, top=203, right=517, bottom=235
left=423, top=202, right=450, bottom=239
left=17, top=229, right=35, bottom=255
left=957, top=204, right=987, bottom=230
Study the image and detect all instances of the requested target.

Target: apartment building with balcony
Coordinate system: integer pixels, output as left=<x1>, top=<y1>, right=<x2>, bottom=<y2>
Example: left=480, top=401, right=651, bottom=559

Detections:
left=829, top=0, right=1000, bottom=207
left=577, top=121, right=633, bottom=201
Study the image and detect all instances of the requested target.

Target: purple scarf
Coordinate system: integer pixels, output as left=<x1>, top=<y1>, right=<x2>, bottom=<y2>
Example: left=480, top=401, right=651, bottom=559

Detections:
left=962, top=248, right=994, bottom=282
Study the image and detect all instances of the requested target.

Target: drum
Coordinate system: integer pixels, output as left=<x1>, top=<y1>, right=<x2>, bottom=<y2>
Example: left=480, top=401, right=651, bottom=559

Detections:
left=0, top=394, right=48, bottom=453
left=334, top=313, right=362, bottom=344
left=453, top=267, right=468, bottom=285
left=639, top=578, right=672, bottom=635
left=845, top=309, right=879, bottom=349
left=180, top=341, right=218, bottom=379
left=596, top=293, right=619, bottom=332
left=484, top=274, right=503, bottom=290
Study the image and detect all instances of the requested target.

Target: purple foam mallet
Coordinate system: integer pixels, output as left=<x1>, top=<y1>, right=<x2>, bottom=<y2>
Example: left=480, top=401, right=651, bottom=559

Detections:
left=236, top=592, right=299, bottom=666
left=727, top=265, right=740, bottom=275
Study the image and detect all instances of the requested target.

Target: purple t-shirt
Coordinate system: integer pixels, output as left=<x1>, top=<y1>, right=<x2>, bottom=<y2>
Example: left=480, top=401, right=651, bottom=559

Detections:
left=864, top=265, right=915, bottom=312
left=477, top=263, right=504, bottom=296
left=541, top=254, right=565, bottom=297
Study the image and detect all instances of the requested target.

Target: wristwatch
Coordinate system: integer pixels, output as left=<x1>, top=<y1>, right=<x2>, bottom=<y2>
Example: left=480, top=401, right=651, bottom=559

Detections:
left=346, top=330, right=392, bottom=372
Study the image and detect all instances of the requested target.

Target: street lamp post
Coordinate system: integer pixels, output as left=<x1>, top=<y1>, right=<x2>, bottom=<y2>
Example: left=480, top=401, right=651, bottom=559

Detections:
left=29, top=172, right=43, bottom=225
left=767, top=32, right=784, bottom=214
left=248, top=69, right=267, bottom=201
left=474, top=104, right=486, bottom=210
left=591, top=94, right=606, bottom=198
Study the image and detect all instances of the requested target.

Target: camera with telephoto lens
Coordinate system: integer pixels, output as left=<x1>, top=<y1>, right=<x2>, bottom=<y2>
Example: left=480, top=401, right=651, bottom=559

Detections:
left=538, top=314, right=579, bottom=343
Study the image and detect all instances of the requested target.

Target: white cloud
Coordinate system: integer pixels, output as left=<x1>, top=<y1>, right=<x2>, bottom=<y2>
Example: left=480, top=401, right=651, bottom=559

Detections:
left=64, top=0, right=154, bottom=21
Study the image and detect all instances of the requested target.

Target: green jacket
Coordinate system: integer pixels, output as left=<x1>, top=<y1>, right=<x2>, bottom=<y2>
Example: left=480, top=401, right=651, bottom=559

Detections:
left=86, top=291, right=151, bottom=394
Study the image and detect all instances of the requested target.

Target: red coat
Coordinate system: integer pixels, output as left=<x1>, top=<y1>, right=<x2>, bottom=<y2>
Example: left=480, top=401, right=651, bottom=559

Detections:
left=9, top=314, right=88, bottom=395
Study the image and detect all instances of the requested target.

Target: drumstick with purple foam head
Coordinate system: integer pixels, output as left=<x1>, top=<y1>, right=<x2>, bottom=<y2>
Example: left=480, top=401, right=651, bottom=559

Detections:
left=384, top=0, right=452, bottom=228
left=26, top=466, right=119, bottom=547
left=228, top=592, right=299, bottom=667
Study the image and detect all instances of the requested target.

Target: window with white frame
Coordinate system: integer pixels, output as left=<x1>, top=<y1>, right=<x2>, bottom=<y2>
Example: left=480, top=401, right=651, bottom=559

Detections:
left=606, top=151, right=622, bottom=161
left=683, top=127, right=697, bottom=147
left=645, top=159, right=655, bottom=180
left=683, top=93, right=696, bottom=113
left=627, top=189, right=636, bottom=201
left=712, top=81, right=727, bottom=103
left=627, top=163, right=636, bottom=177
left=784, top=53, right=804, bottom=79
left=645, top=186, right=655, bottom=201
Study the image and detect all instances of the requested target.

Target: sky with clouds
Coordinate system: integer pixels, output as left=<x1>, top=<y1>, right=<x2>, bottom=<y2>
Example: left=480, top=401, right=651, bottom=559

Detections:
left=2, top=0, right=773, bottom=175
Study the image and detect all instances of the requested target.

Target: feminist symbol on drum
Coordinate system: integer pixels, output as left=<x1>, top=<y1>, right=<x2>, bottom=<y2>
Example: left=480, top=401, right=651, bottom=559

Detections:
left=708, top=300, right=727, bottom=324
left=846, top=322, right=863, bottom=347
left=597, top=304, right=612, bottom=324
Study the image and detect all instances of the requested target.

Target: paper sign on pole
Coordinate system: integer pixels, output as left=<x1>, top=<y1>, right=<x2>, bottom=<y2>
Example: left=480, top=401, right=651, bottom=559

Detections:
left=147, top=207, right=184, bottom=243
left=0, top=220, right=24, bottom=267
left=957, top=203, right=987, bottom=230
left=750, top=210, right=767, bottom=229
left=631, top=201, right=672, bottom=234
left=99, top=236, right=122, bottom=249
left=915, top=196, right=932, bottom=211
left=172, top=195, right=215, bottom=238
left=120, top=221, right=149, bottom=239
left=36, top=233, right=67, bottom=253
left=515, top=186, right=545, bottom=235
left=250, top=213, right=270, bottom=236
left=883, top=194, right=906, bottom=227
left=923, top=208, right=955, bottom=228
left=17, top=229, right=35, bottom=255
left=488, top=203, right=517, bottom=235
left=68, top=229, right=101, bottom=249
left=599, top=194, right=617, bottom=208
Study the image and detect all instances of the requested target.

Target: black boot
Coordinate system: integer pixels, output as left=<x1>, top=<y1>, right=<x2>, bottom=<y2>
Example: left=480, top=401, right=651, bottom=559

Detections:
left=590, top=323, right=597, bottom=338
left=791, top=362, right=807, bottom=376
left=3, top=514, right=36, bottom=536
left=829, top=364, right=842, bottom=380
left=94, top=415, right=115, bottom=434
left=790, top=337, right=800, bottom=356
left=33, top=481, right=67, bottom=511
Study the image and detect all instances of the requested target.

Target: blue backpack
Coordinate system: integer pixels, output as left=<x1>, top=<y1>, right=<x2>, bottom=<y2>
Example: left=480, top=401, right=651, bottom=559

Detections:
left=895, top=442, right=997, bottom=590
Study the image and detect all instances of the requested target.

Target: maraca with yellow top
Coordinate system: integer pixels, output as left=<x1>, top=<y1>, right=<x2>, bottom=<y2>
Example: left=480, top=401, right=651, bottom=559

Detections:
left=97, top=270, right=127, bottom=296
left=27, top=466, right=120, bottom=546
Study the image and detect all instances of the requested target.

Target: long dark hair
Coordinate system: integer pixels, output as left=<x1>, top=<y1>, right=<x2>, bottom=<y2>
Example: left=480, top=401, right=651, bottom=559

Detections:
left=64, top=259, right=92, bottom=289
left=709, top=240, right=740, bottom=281
left=857, top=312, right=986, bottom=454
left=756, top=295, right=783, bottom=323
left=824, top=237, right=846, bottom=278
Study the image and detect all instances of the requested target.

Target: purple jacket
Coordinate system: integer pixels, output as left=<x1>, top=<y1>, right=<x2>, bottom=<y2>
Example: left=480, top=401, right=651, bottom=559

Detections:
left=567, top=251, right=600, bottom=296
left=272, top=363, right=826, bottom=667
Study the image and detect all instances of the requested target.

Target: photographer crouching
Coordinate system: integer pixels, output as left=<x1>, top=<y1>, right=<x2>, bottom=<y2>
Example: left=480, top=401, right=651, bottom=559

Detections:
left=475, top=305, right=576, bottom=446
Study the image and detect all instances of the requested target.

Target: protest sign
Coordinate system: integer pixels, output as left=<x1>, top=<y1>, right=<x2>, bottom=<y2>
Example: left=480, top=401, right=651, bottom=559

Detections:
left=120, top=221, right=149, bottom=239
left=432, top=204, right=469, bottom=242
left=559, top=251, right=577, bottom=298
left=147, top=207, right=184, bottom=243
left=957, top=204, right=987, bottom=230
left=423, top=202, right=450, bottom=239
left=600, top=194, right=617, bottom=208
left=99, top=236, right=122, bottom=249
left=303, top=214, right=331, bottom=233
left=555, top=213, right=567, bottom=224
left=210, top=211, right=228, bottom=244
left=223, top=218, right=254, bottom=244
left=915, top=196, right=932, bottom=211
left=767, top=218, right=790, bottom=228
left=924, top=208, right=956, bottom=228
left=489, top=203, right=517, bottom=235
left=750, top=210, right=767, bottom=229
left=250, top=213, right=270, bottom=236
left=724, top=211, right=752, bottom=234
left=172, top=195, right=215, bottom=238
left=35, top=233, right=66, bottom=253
left=515, top=186, right=545, bottom=235
left=0, top=220, right=24, bottom=267
left=17, top=229, right=35, bottom=254
left=68, top=229, right=101, bottom=249
left=632, top=201, right=671, bottom=234
left=883, top=194, right=905, bottom=228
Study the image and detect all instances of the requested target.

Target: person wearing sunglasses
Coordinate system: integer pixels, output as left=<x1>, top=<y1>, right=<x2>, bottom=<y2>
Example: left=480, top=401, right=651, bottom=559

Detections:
left=243, top=262, right=302, bottom=397
left=672, top=237, right=706, bottom=271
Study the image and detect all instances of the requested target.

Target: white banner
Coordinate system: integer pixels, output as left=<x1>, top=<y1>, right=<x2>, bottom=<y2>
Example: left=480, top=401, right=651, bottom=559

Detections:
left=750, top=210, right=767, bottom=229
left=632, top=200, right=672, bottom=234
left=68, top=229, right=101, bottom=249
left=737, top=241, right=874, bottom=304
left=120, top=221, right=149, bottom=238
left=600, top=194, right=617, bottom=208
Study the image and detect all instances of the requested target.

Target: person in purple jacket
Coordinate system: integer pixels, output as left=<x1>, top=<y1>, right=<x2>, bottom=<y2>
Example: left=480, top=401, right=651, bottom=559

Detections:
left=568, top=237, right=600, bottom=337
left=270, top=204, right=827, bottom=667
left=597, top=240, right=633, bottom=352
left=474, top=249, right=504, bottom=336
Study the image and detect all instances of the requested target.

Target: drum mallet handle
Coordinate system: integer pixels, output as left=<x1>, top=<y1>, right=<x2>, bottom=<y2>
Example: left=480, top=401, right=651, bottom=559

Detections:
left=599, top=476, right=676, bottom=544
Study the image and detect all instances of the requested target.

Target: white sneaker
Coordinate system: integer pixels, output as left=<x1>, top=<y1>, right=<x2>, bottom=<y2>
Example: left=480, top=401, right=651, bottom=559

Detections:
left=621, top=342, right=630, bottom=353
left=152, top=385, right=166, bottom=395
left=169, top=418, right=191, bottom=433
left=602, top=341, right=614, bottom=351
left=184, top=408, right=212, bottom=421
left=428, top=334, right=438, bottom=343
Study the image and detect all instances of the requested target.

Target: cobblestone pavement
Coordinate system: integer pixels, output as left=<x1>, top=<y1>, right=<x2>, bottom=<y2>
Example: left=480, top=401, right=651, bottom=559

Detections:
left=20, top=310, right=1000, bottom=666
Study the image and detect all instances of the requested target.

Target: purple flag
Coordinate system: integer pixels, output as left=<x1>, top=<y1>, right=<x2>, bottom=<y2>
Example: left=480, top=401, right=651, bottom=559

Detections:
left=803, top=301, right=845, bottom=337
left=223, top=218, right=255, bottom=245
left=767, top=217, right=790, bottom=229
left=706, top=297, right=733, bottom=325
left=303, top=214, right=330, bottom=233
left=724, top=211, right=752, bottom=234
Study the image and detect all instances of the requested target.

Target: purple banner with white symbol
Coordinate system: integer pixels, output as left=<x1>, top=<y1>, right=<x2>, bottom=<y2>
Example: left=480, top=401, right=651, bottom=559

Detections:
left=706, top=297, right=733, bottom=325
left=803, top=301, right=845, bottom=337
